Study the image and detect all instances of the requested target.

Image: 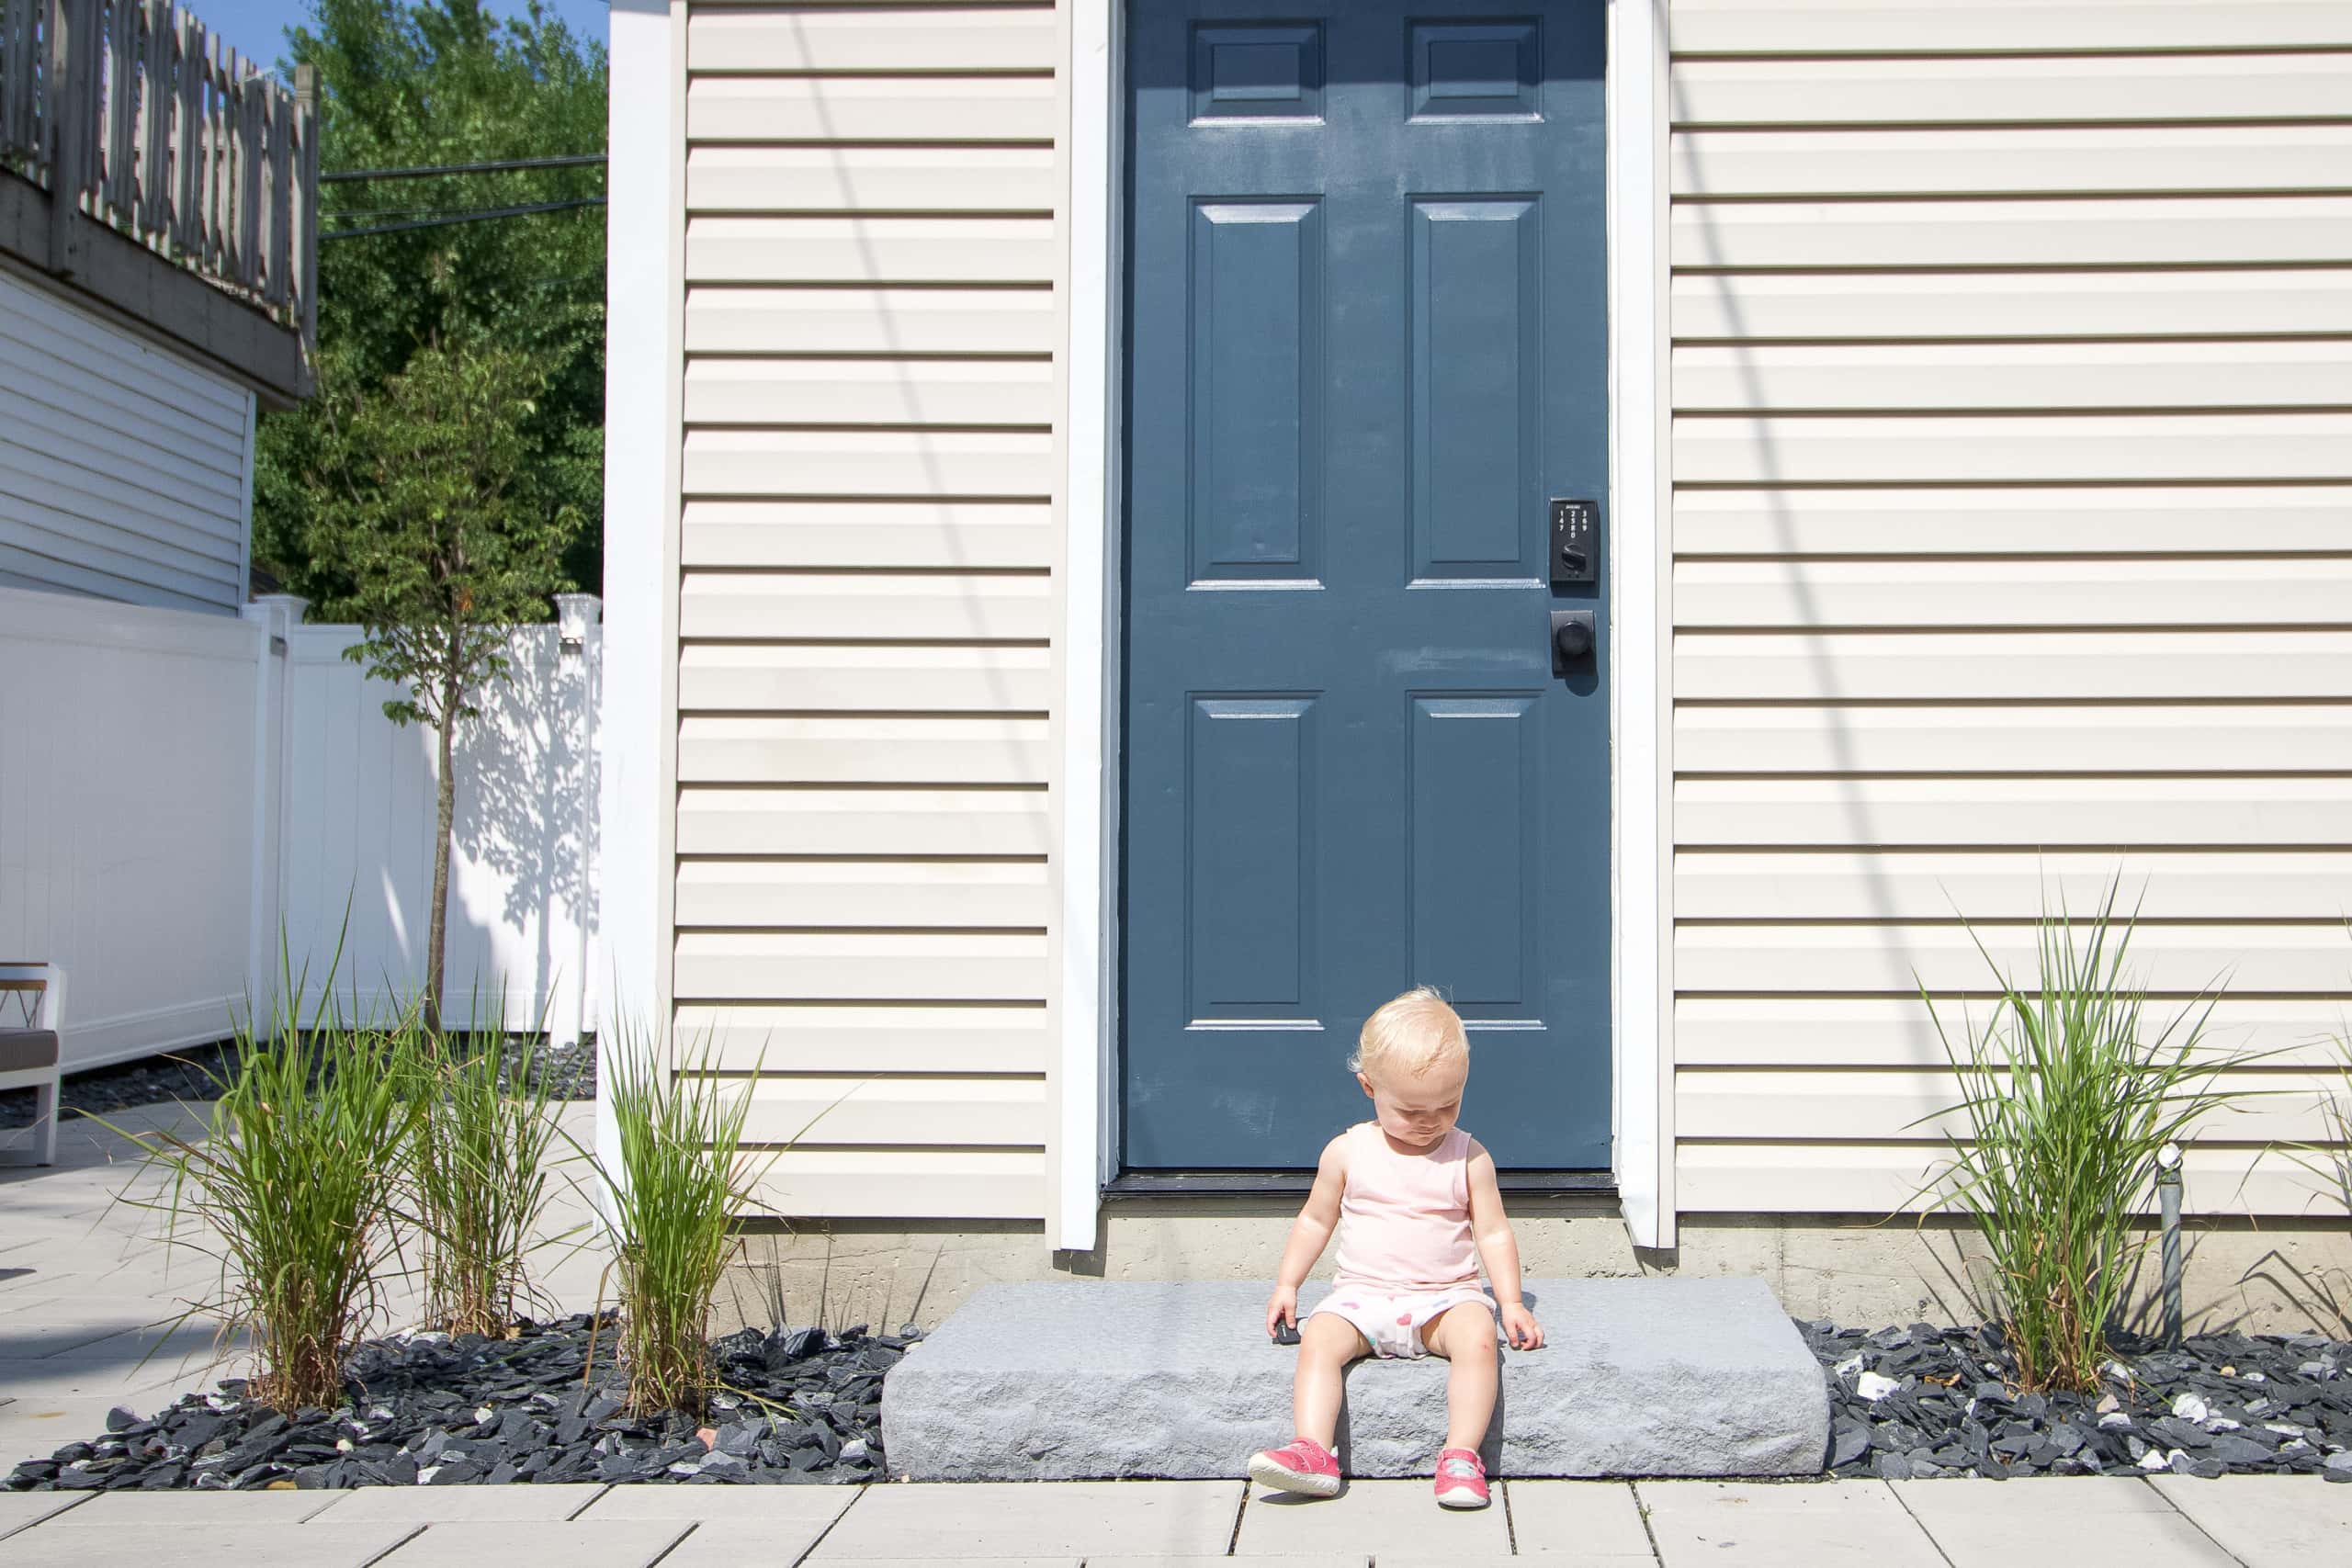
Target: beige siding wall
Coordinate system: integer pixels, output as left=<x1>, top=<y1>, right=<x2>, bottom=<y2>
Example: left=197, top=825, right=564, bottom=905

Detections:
left=675, top=0, right=1064, bottom=1221
left=1668, top=0, right=2352, bottom=1215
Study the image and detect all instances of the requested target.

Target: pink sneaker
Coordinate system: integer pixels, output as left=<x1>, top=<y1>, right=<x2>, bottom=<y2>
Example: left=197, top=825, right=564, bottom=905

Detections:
left=1433, top=1447, right=1489, bottom=1509
left=1248, top=1436, right=1342, bottom=1498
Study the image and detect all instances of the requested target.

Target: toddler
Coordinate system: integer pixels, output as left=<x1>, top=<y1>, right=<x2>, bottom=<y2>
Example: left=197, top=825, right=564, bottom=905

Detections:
left=1247, top=987, right=1543, bottom=1510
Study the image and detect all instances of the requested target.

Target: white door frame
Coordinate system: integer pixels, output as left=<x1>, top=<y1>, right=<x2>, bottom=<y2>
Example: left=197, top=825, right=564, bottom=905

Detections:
left=1057, top=0, right=1673, bottom=1251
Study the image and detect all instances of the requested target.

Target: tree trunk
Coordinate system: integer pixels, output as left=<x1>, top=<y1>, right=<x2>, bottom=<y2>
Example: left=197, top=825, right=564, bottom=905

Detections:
left=426, top=682, right=458, bottom=1039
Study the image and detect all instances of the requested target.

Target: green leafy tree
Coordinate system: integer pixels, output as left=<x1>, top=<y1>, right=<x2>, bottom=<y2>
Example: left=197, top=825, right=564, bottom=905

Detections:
left=295, top=337, right=575, bottom=1032
left=254, top=0, right=606, bottom=603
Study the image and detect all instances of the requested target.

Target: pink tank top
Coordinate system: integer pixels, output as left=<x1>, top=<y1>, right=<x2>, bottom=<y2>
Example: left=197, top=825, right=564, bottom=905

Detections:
left=1330, top=1122, right=1479, bottom=1292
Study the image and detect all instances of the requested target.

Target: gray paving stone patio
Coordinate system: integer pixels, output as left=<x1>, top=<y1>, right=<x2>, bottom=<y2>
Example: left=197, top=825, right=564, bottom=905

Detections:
left=4, top=1100, right=2349, bottom=1565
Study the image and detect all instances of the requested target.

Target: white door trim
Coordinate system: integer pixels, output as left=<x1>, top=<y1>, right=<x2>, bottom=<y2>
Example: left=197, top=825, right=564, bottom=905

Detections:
left=1604, top=0, right=1674, bottom=1250
left=601, top=0, right=688, bottom=1196
left=1057, top=0, right=1122, bottom=1250
left=1056, top=0, right=1673, bottom=1252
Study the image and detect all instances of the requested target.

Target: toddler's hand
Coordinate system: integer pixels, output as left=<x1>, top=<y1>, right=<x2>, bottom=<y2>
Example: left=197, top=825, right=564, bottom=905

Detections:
left=1266, top=1285, right=1299, bottom=1340
left=1499, top=1302, right=1544, bottom=1350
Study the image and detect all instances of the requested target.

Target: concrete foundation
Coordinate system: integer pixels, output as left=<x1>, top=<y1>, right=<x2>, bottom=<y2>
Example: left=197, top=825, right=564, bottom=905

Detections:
left=715, top=1200, right=2352, bottom=1338
left=880, top=1278, right=1830, bottom=1480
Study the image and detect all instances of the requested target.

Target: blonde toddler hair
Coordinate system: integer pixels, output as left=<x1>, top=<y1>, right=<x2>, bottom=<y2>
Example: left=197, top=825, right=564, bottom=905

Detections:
left=1349, top=986, right=1469, bottom=1080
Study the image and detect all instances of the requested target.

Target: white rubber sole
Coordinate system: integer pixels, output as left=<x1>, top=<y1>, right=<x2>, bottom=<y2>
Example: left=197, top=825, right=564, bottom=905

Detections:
left=1434, top=1484, right=1492, bottom=1510
left=1248, top=1450, right=1343, bottom=1498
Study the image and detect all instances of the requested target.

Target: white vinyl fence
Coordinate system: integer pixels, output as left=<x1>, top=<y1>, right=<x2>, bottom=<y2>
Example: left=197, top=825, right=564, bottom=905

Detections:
left=0, top=585, right=600, bottom=1071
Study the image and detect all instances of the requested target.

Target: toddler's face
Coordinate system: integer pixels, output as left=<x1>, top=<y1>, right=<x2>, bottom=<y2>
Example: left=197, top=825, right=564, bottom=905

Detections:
left=1357, top=1056, right=1467, bottom=1150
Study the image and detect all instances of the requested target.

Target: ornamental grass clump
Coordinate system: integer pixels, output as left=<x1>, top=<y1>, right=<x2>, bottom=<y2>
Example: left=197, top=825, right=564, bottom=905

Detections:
left=405, top=995, right=571, bottom=1338
left=585, top=1021, right=769, bottom=1418
left=119, top=966, right=424, bottom=1413
left=1918, top=878, right=2252, bottom=1394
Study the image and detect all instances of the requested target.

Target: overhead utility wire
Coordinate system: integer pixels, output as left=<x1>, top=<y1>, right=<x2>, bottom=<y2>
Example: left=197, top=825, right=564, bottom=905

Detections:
left=322, top=152, right=608, bottom=183
left=322, top=196, right=607, bottom=242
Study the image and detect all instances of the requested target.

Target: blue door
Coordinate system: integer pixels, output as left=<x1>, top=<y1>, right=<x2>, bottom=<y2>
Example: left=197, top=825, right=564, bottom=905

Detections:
left=1122, top=0, right=1611, bottom=1170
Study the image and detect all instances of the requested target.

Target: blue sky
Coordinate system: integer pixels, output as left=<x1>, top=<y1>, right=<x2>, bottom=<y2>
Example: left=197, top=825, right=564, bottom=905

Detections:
left=193, top=0, right=608, bottom=80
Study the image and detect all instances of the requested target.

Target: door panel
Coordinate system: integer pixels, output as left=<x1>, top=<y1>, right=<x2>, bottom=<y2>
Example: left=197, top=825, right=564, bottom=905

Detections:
left=1123, top=0, right=1611, bottom=1171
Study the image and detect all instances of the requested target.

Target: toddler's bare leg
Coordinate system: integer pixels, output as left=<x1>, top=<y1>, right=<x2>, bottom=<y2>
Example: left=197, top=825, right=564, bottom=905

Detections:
left=1424, top=1303, right=1499, bottom=1454
left=1294, top=1313, right=1368, bottom=1449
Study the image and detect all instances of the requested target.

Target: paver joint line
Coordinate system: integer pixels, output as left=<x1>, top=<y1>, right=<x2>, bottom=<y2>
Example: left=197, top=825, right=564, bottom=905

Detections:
left=2139, top=1474, right=2256, bottom=1568
left=357, top=1522, right=428, bottom=1568
left=563, top=1483, right=616, bottom=1521
left=1871, top=1478, right=1959, bottom=1568
left=645, top=1518, right=696, bottom=1567
left=1629, top=1482, right=1663, bottom=1567
left=787, top=1478, right=868, bottom=1567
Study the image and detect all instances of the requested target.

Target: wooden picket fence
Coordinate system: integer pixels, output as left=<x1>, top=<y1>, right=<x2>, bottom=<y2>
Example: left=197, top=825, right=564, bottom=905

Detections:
left=0, top=0, right=317, bottom=345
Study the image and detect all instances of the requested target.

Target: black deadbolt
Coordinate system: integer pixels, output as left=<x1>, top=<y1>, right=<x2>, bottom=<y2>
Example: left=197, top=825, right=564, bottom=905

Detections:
left=1551, top=610, right=1595, bottom=675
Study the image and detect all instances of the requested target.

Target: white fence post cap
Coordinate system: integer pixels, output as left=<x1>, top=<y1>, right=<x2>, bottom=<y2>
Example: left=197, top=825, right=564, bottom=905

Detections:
left=554, top=593, right=603, bottom=639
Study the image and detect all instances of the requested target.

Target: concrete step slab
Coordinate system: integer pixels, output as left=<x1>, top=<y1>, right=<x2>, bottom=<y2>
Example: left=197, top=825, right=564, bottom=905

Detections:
left=1234, top=1478, right=1508, bottom=1556
left=2148, top=1473, right=2352, bottom=1568
left=883, top=1280, right=1828, bottom=1481
left=1635, top=1480, right=1939, bottom=1567
left=810, top=1480, right=1241, bottom=1559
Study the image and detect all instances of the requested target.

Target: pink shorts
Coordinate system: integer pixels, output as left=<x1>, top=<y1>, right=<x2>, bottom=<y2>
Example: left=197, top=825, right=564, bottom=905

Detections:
left=1309, top=1283, right=1495, bottom=1359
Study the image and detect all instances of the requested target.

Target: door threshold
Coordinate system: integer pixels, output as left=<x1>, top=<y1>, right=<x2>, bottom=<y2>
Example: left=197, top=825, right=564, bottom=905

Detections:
left=1105, top=1170, right=1617, bottom=1200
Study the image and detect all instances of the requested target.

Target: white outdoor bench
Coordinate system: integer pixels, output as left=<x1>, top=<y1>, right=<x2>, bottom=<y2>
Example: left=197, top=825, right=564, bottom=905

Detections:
left=0, top=962, right=63, bottom=1167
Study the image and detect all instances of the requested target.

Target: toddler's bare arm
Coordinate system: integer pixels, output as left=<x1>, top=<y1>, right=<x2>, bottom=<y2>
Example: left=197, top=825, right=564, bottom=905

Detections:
left=1266, top=1135, right=1349, bottom=1337
left=1467, top=1141, right=1544, bottom=1349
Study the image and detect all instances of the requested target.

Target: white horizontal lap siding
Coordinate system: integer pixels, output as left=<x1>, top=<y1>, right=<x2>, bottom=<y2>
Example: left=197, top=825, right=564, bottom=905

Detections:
left=0, top=271, right=254, bottom=615
left=1666, top=1, right=2352, bottom=1218
left=676, top=0, right=1064, bottom=1224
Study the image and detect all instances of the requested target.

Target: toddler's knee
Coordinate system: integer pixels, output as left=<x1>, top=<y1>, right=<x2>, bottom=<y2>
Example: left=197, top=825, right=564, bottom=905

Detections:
left=1442, top=1317, right=1498, bottom=1363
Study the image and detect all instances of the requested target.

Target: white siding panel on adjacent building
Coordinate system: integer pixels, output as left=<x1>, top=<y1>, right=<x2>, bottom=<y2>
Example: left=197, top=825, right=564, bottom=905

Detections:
left=0, top=270, right=255, bottom=615
left=675, top=1, right=1064, bottom=1222
left=1668, top=0, right=2352, bottom=1218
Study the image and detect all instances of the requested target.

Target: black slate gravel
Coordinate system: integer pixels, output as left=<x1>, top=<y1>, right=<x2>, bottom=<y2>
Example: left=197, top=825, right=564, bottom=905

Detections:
left=0, top=1034, right=596, bottom=1129
left=3, top=1313, right=909, bottom=1493
left=1800, top=1318, right=2352, bottom=1481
